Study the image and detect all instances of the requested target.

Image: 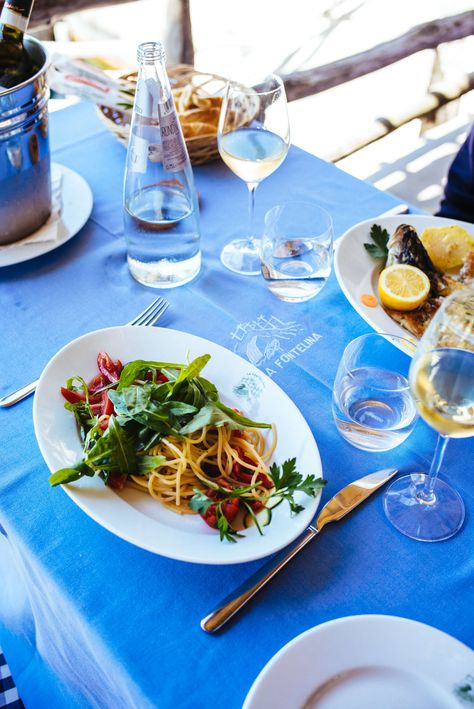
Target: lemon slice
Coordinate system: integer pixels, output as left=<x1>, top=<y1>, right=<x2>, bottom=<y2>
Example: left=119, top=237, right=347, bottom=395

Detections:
left=420, top=225, right=474, bottom=270
left=378, top=264, right=430, bottom=311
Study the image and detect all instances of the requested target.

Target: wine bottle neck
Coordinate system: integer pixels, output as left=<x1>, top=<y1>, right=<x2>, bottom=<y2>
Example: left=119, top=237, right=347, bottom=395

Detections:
left=0, top=0, right=35, bottom=34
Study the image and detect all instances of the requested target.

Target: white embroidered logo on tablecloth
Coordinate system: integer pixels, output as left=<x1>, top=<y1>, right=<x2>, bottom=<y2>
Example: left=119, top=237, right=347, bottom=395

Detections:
left=230, top=314, right=322, bottom=377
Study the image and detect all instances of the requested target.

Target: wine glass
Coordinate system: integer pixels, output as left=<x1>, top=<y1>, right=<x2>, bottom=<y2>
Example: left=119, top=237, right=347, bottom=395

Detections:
left=217, top=74, right=290, bottom=275
left=384, top=289, right=474, bottom=542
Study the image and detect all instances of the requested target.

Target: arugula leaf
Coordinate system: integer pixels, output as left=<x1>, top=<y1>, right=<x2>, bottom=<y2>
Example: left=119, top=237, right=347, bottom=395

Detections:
left=180, top=402, right=271, bottom=434
left=162, top=401, right=198, bottom=416
left=48, top=460, right=95, bottom=486
left=196, top=376, right=219, bottom=401
left=107, top=416, right=136, bottom=475
left=64, top=400, right=96, bottom=440
left=172, top=354, right=211, bottom=389
left=64, top=375, right=89, bottom=396
left=117, top=360, right=182, bottom=390
left=214, top=401, right=272, bottom=429
left=136, top=455, right=167, bottom=474
left=171, top=378, right=208, bottom=410
left=363, top=223, right=390, bottom=261
left=109, top=386, right=180, bottom=437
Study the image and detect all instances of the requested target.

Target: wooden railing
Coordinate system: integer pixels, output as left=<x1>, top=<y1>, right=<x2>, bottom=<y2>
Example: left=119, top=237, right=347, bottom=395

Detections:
left=29, top=2, right=474, bottom=159
left=280, top=11, right=474, bottom=100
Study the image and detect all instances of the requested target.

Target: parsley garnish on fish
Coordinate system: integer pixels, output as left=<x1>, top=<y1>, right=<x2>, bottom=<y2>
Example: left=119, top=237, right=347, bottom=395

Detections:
left=364, top=224, right=390, bottom=261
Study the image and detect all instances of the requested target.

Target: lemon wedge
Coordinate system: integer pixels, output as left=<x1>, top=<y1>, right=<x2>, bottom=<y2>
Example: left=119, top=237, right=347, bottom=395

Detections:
left=378, top=264, right=430, bottom=311
left=420, top=225, right=474, bottom=270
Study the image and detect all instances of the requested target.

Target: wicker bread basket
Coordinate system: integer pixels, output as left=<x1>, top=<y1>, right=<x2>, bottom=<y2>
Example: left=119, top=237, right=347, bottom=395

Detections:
left=97, top=64, right=257, bottom=165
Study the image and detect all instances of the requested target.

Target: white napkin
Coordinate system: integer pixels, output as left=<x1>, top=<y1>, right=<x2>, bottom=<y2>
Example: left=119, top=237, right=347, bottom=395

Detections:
left=0, top=164, right=63, bottom=250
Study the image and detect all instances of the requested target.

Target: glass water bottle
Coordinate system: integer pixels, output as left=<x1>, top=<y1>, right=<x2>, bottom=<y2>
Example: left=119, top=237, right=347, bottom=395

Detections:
left=123, top=41, right=201, bottom=288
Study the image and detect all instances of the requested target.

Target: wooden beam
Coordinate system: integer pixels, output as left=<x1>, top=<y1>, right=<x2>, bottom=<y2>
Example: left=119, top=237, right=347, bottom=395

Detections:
left=281, top=10, right=474, bottom=101
left=30, top=0, right=143, bottom=26
left=327, top=72, right=474, bottom=162
left=179, top=0, right=194, bottom=65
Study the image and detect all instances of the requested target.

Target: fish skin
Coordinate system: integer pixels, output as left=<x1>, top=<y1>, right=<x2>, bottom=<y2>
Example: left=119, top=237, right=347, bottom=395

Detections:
left=386, top=224, right=446, bottom=296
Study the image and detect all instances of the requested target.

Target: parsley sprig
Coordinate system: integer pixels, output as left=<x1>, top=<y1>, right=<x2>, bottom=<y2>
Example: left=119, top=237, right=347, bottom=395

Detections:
left=189, top=458, right=326, bottom=542
left=269, top=458, right=325, bottom=514
left=363, top=223, right=390, bottom=261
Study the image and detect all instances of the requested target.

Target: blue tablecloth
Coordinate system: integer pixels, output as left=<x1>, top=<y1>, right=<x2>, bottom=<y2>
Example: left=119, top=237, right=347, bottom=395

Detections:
left=1, top=102, right=472, bottom=709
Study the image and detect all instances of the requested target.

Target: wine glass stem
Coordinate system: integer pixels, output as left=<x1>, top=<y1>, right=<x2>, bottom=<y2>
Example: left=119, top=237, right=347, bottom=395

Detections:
left=418, top=434, right=449, bottom=504
left=246, top=182, right=258, bottom=249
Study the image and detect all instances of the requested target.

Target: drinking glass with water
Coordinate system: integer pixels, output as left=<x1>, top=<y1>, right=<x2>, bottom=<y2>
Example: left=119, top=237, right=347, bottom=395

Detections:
left=332, top=333, right=417, bottom=452
left=260, top=201, right=333, bottom=302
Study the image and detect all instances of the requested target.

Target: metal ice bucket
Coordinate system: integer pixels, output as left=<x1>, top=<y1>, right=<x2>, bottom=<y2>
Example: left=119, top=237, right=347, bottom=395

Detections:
left=0, top=36, right=51, bottom=245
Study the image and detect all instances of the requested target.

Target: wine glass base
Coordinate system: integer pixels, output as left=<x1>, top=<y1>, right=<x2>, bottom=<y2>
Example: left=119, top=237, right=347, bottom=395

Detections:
left=220, top=239, right=261, bottom=276
left=383, top=473, right=465, bottom=542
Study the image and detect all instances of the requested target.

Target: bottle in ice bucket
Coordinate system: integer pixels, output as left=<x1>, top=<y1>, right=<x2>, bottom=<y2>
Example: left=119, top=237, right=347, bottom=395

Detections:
left=123, top=41, right=201, bottom=288
left=0, top=0, right=38, bottom=90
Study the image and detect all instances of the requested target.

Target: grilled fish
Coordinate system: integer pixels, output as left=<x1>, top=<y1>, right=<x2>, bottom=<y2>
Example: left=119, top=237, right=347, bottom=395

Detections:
left=385, top=297, right=443, bottom=339
left=386, top=224, right=446, bottom=296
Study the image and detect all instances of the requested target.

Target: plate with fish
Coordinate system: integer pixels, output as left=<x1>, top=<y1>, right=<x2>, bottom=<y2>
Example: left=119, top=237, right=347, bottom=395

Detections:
left=334, top=214, right=474, bottom=354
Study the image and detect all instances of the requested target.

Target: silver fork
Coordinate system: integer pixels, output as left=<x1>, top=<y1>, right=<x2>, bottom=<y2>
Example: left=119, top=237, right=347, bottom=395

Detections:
left=0, top=297, right=169, bottom=408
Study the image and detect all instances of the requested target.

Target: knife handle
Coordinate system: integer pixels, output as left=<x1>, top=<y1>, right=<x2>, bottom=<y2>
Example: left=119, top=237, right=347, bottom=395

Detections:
left=200, top=526, right=318, bottom=633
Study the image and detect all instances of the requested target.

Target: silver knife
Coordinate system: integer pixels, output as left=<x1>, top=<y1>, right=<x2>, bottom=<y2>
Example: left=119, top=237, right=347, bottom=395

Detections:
left=200, top=467, right=397, bottom=633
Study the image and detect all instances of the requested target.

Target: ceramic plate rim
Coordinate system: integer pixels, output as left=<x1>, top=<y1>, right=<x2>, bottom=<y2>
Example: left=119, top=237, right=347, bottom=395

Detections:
left=33, top=325, right=322, bottom=565
left=0, top=163, right=93, bottom=268
left=334, top=214, right=474, bottom=356
left=243, top=614, right=474, bottom=708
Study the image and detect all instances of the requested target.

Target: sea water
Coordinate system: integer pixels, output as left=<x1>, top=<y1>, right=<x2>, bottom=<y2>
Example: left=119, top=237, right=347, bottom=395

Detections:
left=123, top=184, right=201, bottom=288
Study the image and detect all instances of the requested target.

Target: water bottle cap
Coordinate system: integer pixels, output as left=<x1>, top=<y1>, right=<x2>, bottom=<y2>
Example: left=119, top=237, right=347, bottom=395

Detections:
left=137, top=42, right=166, bottom=64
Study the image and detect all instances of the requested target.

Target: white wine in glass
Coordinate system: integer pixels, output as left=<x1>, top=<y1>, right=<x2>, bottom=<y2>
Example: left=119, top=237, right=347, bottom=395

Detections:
left=384, top=289, right=474, bottom=542
left=218, top=75, right=290, bottom=275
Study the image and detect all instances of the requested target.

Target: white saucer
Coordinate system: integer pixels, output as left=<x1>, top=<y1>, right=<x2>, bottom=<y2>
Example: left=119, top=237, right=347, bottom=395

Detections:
left=0, top=163, right=93, bottom=267
left=243, top=615, right=474, bottom=709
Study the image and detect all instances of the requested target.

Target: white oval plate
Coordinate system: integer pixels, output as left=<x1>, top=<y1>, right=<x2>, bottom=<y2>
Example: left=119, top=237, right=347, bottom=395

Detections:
left=0, top=163, right=93, bottom=267
left=33, top=326, right=322, bottom=565
left=244, top=615, right=474, bottom=709
left=334, top=214, right=474, bottom=355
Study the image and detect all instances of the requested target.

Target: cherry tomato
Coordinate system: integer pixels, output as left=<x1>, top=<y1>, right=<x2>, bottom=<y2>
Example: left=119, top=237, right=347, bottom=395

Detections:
left=60, top=387, right=86, bottom=404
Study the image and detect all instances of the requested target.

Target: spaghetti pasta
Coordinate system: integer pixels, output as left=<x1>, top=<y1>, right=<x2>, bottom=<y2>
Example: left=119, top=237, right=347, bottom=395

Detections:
left=129, top=424, right=277, bottom=514
left=51, top=351, right=322, bottom=542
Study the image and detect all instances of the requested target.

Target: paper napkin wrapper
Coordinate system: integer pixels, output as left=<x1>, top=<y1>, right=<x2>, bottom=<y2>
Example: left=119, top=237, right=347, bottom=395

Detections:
left=0, top=165, right=63, bottom=250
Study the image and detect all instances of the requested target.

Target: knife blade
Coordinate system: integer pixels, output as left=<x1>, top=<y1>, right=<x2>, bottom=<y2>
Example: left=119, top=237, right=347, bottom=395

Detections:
left=200, top=467, right=397, bottom=633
